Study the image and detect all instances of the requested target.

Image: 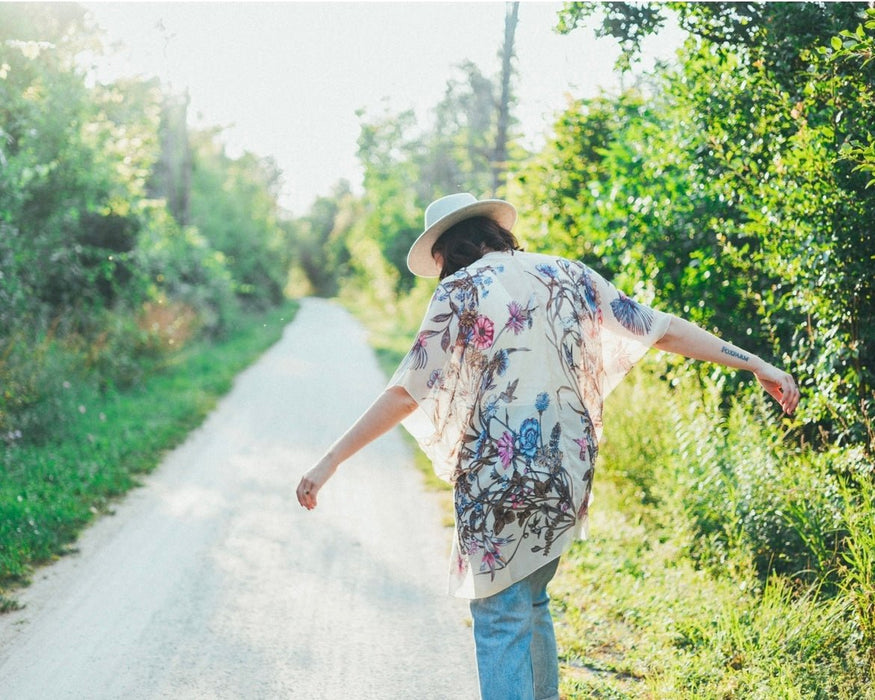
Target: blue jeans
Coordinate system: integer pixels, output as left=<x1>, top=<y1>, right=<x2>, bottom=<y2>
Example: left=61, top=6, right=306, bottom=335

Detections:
left=468, top=557, right=561, bottom=700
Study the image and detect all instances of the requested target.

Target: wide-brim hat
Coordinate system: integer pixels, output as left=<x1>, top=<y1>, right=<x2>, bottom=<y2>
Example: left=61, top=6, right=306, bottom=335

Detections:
left=406, top=192, right=517, bottom=278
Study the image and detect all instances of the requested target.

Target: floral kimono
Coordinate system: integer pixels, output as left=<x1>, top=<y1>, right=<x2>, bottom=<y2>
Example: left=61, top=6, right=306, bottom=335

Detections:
left=390, top=250, right=671, bottom=599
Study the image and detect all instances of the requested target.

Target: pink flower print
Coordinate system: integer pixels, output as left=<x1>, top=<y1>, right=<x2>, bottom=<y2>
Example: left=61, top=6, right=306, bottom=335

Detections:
left=480, top=545, right=501, bottom=575
left=471, top=315, right=494, bottom=349
left=410, top=331, right=429, bottom=369
left=505, top=301, right=526, bottom=334
left=497, top=431, right=515, bottom=467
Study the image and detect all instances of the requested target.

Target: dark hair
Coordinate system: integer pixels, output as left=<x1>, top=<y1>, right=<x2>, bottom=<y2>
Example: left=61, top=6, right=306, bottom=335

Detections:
left=431, top=216, right=522, bottom=279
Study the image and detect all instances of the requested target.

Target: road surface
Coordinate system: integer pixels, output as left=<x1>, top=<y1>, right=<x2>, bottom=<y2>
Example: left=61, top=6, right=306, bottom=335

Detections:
left=0, top=298, right=477, bottom=699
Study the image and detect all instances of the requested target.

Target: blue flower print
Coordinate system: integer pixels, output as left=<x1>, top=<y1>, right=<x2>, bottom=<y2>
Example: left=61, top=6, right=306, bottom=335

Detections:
left=495, top=349, right=509, bottom=375
left=483, top=398, right=499, bottom=420
left=517, top=418, right=541, bottom=458
left=427, top=369, right=443, bottom=388
left=579, top=268, right=598, bottom=311
left=610, top=293, right=655, bottom=336
left=536, top=264, right=558, bottom=279
left=535, top=392, right=550, bottom=413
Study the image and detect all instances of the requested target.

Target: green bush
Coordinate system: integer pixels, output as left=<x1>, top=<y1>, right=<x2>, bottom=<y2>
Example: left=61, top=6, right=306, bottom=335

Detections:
left=135, top=204, right=239, bottom=338
left=0, top=332, right=83, bottom=445
left=589, top=362, right=874, bottom=696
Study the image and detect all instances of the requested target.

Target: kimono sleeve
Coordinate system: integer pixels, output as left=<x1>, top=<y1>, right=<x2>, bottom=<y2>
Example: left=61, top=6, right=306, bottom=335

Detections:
left=587, top=266, right=672, bottom=396
left=387, top=287, right=464, bottom=479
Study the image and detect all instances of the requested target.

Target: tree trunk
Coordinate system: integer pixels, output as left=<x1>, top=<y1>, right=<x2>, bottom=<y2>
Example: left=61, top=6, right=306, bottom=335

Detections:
left=152, top=91, right=191, bottom=226
left=492, top=1, right=519, bottom=197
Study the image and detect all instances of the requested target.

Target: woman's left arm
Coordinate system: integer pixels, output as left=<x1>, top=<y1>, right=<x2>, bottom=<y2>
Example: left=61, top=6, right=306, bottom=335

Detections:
left=653, top=315, right=800, bottom=415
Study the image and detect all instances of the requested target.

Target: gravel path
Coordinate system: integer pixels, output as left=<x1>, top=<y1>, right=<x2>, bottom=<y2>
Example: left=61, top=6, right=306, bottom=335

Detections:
left=0, top=298, right=477, bottom=699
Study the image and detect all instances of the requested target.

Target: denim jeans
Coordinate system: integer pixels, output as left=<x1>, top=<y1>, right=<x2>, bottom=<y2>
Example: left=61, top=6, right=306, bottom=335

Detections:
left=468, top=557, right=561, bottom=700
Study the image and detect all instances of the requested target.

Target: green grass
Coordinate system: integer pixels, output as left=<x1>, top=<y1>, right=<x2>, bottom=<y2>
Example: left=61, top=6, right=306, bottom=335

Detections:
left=551, top=368, right=873, bottom=699
left=0, top=300, right=299, bottom=609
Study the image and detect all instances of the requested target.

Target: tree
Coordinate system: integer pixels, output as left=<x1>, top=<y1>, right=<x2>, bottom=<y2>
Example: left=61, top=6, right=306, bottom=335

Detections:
left=492, top=1, right=520, bottom=195
left=188, top=130, right=291, bottom=308
left=0, top=4, right=156, bottom=322
left=149, top=91, right=191, bottom=226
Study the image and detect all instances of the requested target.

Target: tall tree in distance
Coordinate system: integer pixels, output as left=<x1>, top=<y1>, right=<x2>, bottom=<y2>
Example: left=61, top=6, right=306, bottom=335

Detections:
left=492, top=1, right=520, bottom=195
left=150, top=91, right=191, bottom=226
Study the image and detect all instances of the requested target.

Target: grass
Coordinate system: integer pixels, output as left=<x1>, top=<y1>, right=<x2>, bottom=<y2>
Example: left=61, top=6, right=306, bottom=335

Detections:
left=551, top=368, right=873, bottom=699
left=0, top=300, right=299, bottom=610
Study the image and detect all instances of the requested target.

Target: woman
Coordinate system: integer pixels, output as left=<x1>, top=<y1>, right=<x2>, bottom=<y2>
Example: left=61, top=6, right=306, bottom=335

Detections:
left=296, top=193, right=799, bottom=700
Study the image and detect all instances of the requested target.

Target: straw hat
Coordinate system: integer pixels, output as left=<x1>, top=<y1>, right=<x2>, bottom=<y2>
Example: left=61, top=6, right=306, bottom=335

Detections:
left=406, top=193, right=517, bottom=277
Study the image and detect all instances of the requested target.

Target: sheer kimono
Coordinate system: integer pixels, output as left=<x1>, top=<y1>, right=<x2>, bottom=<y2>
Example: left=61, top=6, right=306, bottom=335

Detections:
left=390, top=250, right=670, bottom=598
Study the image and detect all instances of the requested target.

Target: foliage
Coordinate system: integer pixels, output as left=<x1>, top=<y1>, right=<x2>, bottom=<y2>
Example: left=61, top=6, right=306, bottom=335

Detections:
left=337, top=61, right=525, bottom=296
left=342, top=5, right=875, bottom=694
left=0, top=4, right=295, bottom=445
left=188, top=129, right=292, bottom=309
left=288, top=182, right=357, bottom=297
left=135, top=202, right=238, bottom=339
left=0, top=4, right=151, bottom=324
left=547, top=364, right=874, bottom=698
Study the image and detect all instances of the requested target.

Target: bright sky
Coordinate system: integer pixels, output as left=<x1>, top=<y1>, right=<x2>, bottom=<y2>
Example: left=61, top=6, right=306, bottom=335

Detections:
left=82, top=2, right=683, bottom=216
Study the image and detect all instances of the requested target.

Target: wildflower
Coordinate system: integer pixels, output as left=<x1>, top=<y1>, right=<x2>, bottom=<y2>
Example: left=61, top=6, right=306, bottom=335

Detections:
left=459, top=309, right=478, bottom=331
left=481, top=550, right=496, bottom=571
left=580, top=270, right=597, bottom=311
left=494, top=349, right=509, bottom=376
left=483, top=398, right=499, bottom=420
left=536, top=263, right=558, bottom=279
left=517, top=418, right=540, bottom=458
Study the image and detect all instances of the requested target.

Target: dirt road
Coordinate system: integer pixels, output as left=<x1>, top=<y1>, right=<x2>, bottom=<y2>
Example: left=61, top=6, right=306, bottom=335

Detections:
left=0, top=298, right=477, bottom=699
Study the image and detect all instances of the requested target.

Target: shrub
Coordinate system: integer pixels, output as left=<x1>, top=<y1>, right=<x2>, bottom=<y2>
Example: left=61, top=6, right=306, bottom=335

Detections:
left=0, top=331, right=83, bottom=445
left=135, top=204, right=238, bottom=338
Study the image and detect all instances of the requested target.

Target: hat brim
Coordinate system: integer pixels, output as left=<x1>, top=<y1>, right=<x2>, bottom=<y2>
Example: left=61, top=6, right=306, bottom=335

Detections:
left=406, top=200, right=517, bottom=278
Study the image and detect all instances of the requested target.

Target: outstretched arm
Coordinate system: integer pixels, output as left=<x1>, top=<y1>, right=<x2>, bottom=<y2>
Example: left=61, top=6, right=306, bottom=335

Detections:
left=653, top=315, right=800, bottom=415
left=296, top=385, right=418, bottom=510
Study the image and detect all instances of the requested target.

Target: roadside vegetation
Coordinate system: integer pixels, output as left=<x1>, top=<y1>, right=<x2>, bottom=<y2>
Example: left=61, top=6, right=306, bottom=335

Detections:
left=1, top=6, right=298, bottom=609
left=3, top=3, right=873, bottom=696
left=0, top=301, right=297, bottom=611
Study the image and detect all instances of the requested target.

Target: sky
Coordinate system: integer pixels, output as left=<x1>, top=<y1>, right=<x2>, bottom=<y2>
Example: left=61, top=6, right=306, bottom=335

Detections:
left=82, top=2, right=684, bottom=216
